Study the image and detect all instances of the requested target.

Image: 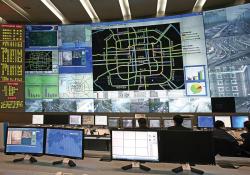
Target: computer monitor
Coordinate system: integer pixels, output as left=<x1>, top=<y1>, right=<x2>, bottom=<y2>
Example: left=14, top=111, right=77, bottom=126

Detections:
left=182, top=119, right=192, bottom=128
left=32, top=115, right=44, bottom=125
left=95, top=115, right=108, bottom=126
left=112, top=130, right=159, bottom=161
left=69, top=115, right=82, bottom=125
left=197, top=116, right=214, bottom=128
left=5, top=127, right=44, bottom=155
left=108, top=118, right=119, bottom=128
left=45, top=128, right=84, bottom=159
left=231, top=116, right=249, bottom=129
left=149, top=119, right=160, bottom=128
left=82, top=115, right=94, bottom=125
left=215, top=116, right=231, bottom=128
left=122, top=119, right=133, bottom=128
left=163, top=119, right=175, bottom=128
left=44, top=115, right=69, bottom=125
left=158, top=131, right=215, bottom=165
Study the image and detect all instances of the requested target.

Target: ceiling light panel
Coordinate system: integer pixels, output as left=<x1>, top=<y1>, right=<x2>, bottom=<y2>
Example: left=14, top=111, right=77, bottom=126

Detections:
left=1, top=0, right=31, bottom=21
left=40, top=0, right=69, bottom=24
left=79, top=0, right=100, bottom=22
left=119, top=0, right=131, bottom=20
left=157, top=0, right=167, bottom=17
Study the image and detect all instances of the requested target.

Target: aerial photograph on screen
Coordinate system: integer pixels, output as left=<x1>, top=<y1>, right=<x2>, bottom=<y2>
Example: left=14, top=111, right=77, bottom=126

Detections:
left=25, top=100, right=43, bottom=112
left=149, top=98, right=169, bottom=112
left=93, top=22, right=184, bottom=91
left=204, top=4, right=250, bottom=97
left=235, top=97, right=250, bottom=112
left=76, top=99, right=94, bottom=112
left=130, top=99, right=149, bottom=112
left=94, top=99, right=112, bottom=112
left=111, top=99, right=130, bottom=112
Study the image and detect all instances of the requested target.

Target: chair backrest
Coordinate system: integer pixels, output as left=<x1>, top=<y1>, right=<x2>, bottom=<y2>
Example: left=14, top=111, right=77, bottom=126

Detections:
left=213, top=138, right=241, bottom=156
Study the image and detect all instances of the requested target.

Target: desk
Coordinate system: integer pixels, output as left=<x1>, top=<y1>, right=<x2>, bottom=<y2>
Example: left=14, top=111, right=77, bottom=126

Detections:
left=85, top=136, right=111, bottom=151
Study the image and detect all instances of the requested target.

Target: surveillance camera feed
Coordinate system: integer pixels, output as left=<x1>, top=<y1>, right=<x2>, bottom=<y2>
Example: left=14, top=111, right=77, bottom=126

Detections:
left=6, top=127, right=44, bottom=154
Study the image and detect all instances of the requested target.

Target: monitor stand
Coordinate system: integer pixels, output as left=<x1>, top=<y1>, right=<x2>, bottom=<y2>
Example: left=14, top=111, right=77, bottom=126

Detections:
left=13, top=155, right=37, bottom=163
left=121, top=161, right=151, bottom=171
left=52, top=158, right=76, bottom=167
left=172, top=164, right=204, bottom=175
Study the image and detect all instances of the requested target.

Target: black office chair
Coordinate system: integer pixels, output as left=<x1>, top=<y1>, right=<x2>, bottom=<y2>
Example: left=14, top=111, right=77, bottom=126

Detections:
left=213, top=138, right=242, bottom=157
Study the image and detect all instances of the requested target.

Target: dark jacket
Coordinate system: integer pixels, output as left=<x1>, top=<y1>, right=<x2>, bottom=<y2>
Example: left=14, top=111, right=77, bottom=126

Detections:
left=241, top=132, right=250, bottom=152
left=167, top=125, right=192, bottom=131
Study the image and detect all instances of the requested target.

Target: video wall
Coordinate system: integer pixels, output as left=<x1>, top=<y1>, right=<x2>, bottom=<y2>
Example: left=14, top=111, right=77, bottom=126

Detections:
left=1, top=3, right=250, bottom=113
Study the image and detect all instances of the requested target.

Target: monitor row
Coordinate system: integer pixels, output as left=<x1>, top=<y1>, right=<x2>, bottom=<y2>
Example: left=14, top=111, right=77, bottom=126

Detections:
left=5, top=127, right=215, bottom=165
left=5, top=127, right=84, bottom=159
left=32, top=114, right=250, bottom=129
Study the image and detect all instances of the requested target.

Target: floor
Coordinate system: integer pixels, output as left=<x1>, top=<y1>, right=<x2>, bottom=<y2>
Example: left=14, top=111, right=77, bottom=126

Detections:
left=0, top=152, right=250, bottom=175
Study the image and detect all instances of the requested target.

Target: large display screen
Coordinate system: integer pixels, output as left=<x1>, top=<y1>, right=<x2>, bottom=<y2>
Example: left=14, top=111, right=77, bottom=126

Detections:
left=112, top=130, right=159, bottom=161
left=0, top=24, right=25, bottom=112
left=5, top=127, right=44, bottom=154
left=45, top=128, right=84, bottom=159
left=2, top=3, right=246, bottom=114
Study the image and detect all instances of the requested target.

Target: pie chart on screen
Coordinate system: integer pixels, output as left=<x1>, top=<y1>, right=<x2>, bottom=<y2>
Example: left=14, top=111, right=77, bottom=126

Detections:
left=190, top=83, right=202, bottom=94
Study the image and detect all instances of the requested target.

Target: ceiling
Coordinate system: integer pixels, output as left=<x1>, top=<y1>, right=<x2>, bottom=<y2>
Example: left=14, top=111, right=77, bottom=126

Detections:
left=0, top=0, right=250, bottom=24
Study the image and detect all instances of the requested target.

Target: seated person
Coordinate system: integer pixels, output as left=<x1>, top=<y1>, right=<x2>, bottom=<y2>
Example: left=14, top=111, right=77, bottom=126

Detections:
left=138, top=118, right=148, bottom=129
left=167, top=115, right=191, bottom=131
left=241, top=121, right=250, bottom=152
left=213, top=120, right=241, bottom=156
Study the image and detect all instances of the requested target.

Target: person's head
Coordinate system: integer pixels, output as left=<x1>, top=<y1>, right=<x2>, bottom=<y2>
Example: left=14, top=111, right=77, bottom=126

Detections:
left=244, top=121, right=250, bottom=132
left=138, top=118, right=147, bottom=128
left=173, top=115, right=183, bottom=126
left=214, top=120, right=225, bottom=129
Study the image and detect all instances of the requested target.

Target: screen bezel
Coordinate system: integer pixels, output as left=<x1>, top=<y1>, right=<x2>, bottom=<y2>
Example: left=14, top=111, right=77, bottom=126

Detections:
left=111, top=129, right=159, bottom=162
left=197, top=116, right=214, bottom=128
left=44, top=127, right=84, bottom=159
left=4, top=126, right=45, bottom=156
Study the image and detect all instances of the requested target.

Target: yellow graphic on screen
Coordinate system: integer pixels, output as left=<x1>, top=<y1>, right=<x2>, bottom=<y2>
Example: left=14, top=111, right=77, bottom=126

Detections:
left=190, top=83, right=202, bottom=94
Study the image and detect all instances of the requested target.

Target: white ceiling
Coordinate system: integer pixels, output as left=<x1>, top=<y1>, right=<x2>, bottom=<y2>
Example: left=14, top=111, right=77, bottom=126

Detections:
left=0, top=0, right=250, bottom=24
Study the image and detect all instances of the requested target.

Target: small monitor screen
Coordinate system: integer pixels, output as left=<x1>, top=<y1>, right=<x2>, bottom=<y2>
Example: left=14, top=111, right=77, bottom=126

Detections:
left=45, top=128, right=83, bottom=159
left=82, top=115, right=94, bottom=125
left=112, top=130, right=159, bottom=161
left=44, top=115, right=69, bottom=125
left=198, top=116, right=214, bottom=128
left=163, top=119, right=175, bottom=128
left=32, top=115, right=44, bottom=124
left=95, top=115, right=108, bottom=126
left=215, top=116, right=231, bottom=128
left=108, top=119, right=119, bottom=128
left=5, top=127, right=44, bottom=154
left=149, top=120, right=160, bottom=128
left=231, top=116, right=249, bottom=129
left=182, top=119, right=192, bottom=128
left=123, top=119, right=133, bottom=128
left=69, top=115, right=82, bottom=125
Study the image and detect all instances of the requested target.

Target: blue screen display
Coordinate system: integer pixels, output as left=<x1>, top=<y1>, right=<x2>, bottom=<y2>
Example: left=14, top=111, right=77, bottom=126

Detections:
left=45, top=128, right=83, bottom=159
left=6, top=127, right=44, bottom=154
left=198, top=116, right=214, bottom=128
left=232, top=116, right=249, bottom=129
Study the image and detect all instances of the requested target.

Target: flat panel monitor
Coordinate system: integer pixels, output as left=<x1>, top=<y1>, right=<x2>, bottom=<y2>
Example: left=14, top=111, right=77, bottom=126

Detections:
left=82, top=115, right=94, bottom=125
left=95, top=115, right=108, bottom=126
left=158, top=131, right=215, bottom=164
left=32, top=115, right=44, bottom=124
left=215, top=116, right=231, bottom=128
left=231, top=116, right=249, bottom=129
left=211, top=97, right=235, bottom=113
left=112, top=130, right=159, bottom=161
left=149, top=119, right=161, bottom=128
left=108, top=118, right=119, bottom=128
left=163, top=119, right=175, bottom=128
left=5, top=127, right=44, bottom=155
left=69, top=115, right=82, bottom=125
left=197, top=116, right=214, bottom=128
left=44, top=115, right=69, bottom=125
left=182, top=119, right=192, bottom=128
left=45, top=128, right=84, bottom=159
left=122, top=119, right=133, bottom=128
